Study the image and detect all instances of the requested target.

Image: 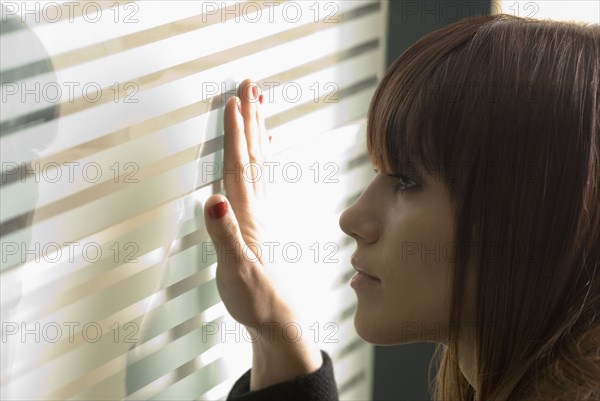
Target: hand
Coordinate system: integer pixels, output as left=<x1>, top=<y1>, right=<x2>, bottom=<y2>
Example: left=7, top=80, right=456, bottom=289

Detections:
left=203, top=79, right=285, bottom=326
left=203, top=79, right=323, bottom=391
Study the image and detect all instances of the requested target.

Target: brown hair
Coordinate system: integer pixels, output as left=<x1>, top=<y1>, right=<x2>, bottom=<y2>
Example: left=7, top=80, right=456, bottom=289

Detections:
left=367, top=14, right=600, bottom=401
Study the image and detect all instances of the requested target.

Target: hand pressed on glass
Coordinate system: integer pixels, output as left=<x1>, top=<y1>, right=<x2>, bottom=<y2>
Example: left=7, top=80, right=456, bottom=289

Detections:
left=203, top=79, right=323, bottom=391
left=203, top=78, right=279, bottom=326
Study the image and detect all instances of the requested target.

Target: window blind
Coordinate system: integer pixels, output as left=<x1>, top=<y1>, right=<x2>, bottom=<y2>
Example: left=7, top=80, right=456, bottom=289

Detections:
left=0, top=1, right=387, bottom=399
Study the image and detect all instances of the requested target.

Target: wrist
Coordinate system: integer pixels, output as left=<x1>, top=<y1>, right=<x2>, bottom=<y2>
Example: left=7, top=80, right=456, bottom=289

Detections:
left=247, top=310, right=323, bottom=391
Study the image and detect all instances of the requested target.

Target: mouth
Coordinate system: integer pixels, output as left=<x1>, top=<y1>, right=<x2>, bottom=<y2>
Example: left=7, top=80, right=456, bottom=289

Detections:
left=351, top=257, right=381, bottom=281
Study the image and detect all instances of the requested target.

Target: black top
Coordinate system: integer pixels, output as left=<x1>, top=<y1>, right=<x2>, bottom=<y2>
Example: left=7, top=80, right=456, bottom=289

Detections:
left=227, top=350, right=339, bottom=400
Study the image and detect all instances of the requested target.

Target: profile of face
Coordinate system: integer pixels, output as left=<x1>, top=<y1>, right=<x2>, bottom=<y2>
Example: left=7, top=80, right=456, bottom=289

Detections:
left=339, top=167, right=475, bottom=346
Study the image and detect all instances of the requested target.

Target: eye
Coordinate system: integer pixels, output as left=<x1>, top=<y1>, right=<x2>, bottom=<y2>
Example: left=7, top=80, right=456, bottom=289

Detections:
left=391, top=174, right=418, bottom=193
left=374, top=169, right=418, bottom=193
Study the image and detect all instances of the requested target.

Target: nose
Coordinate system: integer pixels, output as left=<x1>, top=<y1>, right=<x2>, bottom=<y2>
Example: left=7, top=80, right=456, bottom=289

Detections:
left=338, top=189, right=379, bottom=245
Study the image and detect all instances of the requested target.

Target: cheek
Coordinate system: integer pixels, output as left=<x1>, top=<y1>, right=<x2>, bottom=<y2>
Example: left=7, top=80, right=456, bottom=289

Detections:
left=355, top=213, right=454, bottom=344
left=387, top=213, right=453, bottom=285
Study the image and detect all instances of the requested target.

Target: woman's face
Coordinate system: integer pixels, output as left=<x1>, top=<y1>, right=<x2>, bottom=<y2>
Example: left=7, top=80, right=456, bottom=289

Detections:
left=339, top=167, right=473, bottom=345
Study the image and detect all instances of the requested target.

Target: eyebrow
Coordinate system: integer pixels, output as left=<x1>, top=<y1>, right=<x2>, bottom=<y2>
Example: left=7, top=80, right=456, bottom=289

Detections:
left=373, top=167, right=425, bottom=184
left=402, top=164, right=426, bottom=184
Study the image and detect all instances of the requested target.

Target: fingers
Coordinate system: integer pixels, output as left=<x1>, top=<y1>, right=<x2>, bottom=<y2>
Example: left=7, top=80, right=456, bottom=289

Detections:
left=255, top=84, right=270, bottom=161
left=238, top=79, right=261, bottom=164
left=224, top=95, right=250, bottom=167
left=223, top=79, right=268, bottom=193
left=223, top=95, right=254, bottom=211
left=238, top=79, right=271, bottom=199
left=204, top=195, right=259, bottom=268
left=254, top=87, right=271, bottom=199
left=220, top=78, right=271, bottom=248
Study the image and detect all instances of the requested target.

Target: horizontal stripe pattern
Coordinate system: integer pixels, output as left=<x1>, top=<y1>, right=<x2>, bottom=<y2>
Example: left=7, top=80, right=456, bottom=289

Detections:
left=1, top=1, right=385, bottom=399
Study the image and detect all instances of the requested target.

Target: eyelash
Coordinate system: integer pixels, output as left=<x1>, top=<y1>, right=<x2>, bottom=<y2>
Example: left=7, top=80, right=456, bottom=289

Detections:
left=373, top=169, right=418, bottom=193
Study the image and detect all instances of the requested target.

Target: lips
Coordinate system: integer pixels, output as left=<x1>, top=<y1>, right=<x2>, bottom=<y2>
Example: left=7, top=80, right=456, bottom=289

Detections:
left=351, top=257, right=380, bottom=281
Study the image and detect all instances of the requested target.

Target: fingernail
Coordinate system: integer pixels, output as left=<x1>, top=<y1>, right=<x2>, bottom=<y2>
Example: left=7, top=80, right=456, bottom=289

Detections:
left=209, top=200, right=228, bottom=219
left=252, top=85, right=258, bottom=99
left=236, top=98, right=242, bottom=114
left=268, top=135, right=272, bottom=143
left=259, top=94, right=263, bottom=105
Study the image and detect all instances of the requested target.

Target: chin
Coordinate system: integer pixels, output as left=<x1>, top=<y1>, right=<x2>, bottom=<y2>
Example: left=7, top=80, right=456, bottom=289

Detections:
left=353, top=305, right=439, bottom=345
left=353, top=309, right=400, bottom=345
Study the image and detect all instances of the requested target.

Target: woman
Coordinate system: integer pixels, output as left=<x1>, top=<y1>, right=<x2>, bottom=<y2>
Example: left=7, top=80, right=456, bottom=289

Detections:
left=203, top=13, right=600, bottom=401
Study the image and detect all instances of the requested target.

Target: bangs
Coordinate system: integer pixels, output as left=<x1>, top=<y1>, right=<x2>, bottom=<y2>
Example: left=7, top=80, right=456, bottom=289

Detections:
left=366, top=69, right=438, bottom=182
left=366, top=15, right=498, bottom=187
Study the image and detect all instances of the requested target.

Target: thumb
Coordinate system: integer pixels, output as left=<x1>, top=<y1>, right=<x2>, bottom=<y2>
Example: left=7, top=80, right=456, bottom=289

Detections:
left=203, top=195, right=247, bottom=267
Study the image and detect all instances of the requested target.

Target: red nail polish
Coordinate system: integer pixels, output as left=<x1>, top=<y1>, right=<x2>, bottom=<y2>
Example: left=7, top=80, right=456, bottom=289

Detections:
left=268, top=135, right=272, bottom=143
left=252, top=85, right=258, bottom=99
left=259, top=94, right=263, bottom=105
left=209, top=200, right=228, bottom=219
